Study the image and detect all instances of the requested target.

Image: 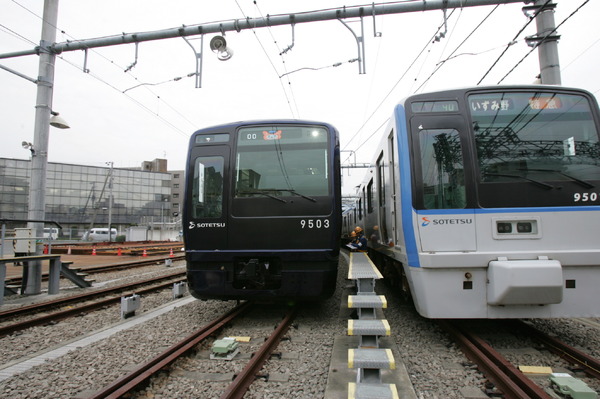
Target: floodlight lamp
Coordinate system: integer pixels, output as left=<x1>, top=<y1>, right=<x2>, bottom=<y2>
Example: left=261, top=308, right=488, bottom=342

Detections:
left=22, top=141, right=35, bottom=155
left=49, top=111, right=70, bottom=129
left=209, top=35, right=234, bottom=61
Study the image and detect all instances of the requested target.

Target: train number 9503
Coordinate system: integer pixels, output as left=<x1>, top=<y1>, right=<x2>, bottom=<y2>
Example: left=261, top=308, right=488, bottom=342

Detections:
left=300, top=219, right=330, bottom=229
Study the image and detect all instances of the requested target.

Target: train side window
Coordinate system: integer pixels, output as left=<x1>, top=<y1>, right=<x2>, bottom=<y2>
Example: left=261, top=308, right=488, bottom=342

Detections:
left=367, top=179, right=374, bottom=213
left=376, top=154, right=385, bottom=207
left=358, top=198, right=362, bottom=219
left=193, top=156, right=224, bottom=218
left=362, top=187, right=366, bottom=216
left=419, top=128, right=466, bottom=209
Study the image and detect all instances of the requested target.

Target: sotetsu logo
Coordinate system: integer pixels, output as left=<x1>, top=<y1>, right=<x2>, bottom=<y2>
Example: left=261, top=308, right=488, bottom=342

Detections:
left=421, top=217, right=472, bottom=226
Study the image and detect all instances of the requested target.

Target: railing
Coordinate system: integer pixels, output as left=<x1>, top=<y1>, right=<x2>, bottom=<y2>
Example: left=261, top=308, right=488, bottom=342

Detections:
left=0, top=219, right=62, bottom=258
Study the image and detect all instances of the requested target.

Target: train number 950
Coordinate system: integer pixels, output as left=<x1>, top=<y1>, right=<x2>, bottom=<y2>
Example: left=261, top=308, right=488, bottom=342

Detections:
left=574, top=192, right=598, bottom=202
left=300, top=219, right=330, bottom=229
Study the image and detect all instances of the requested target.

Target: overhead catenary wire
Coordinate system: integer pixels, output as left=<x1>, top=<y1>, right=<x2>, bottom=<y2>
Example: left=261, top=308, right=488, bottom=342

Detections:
left=497, top=0, right=590, bottom=84
left=0, top=3, right=192, bottom=138
left=4, top=2, right=597, bottom=157
left=0, top=22, right=37, bottom=46
left=476, top=0, right=551, bottom=85
left=341, top=9, right=457, bottom=162
left=561, top=36, right=600, bottom=73
left=238, top=0, right=301, bottom=118
left=57, top=56, right=189, bottom=137
left=5, top=0, right=200, bottom=134
left=415, top=4, right=499, bottom=92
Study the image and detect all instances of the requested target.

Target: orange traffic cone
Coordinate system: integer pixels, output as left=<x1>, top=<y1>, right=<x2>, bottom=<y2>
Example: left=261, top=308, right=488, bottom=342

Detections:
left=117, top=248, right=122, bottom=256
left=67, top=245, right=72, bottom=255
left=92, top=248, right=97, bottom=256
left=169, top=248, right=174, bottom=258
left=142, top=249, right=147, bottom=257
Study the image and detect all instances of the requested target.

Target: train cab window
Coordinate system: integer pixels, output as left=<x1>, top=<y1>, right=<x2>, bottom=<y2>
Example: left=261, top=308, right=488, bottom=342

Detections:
left=469, top=91, right=600, bottom=208
left=234, top=125, right=330, bottom=198
left=419, top=128, right=466, bottom=209
left=192, top=156, right=224, bottom=218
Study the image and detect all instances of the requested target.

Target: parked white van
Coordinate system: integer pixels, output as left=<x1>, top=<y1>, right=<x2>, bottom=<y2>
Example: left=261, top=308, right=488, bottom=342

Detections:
left=82, top=228, right=117, bottom=242
left=43, top=228, right=60, bottom=239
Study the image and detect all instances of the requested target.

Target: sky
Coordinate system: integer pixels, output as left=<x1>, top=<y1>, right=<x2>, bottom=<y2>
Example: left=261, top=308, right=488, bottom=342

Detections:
left=1, top=0, right=600, bottom=196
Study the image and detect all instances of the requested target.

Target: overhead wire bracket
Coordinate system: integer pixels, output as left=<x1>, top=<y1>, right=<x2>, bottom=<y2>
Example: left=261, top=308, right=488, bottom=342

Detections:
left=280, top=16, right=296, bottom=55
left=434, top=0, right=449, bottom=42
left=124, top=41, right=139, bottom=73
left=338, top=10, right=366, bottom=75
left=372, top=3, right=382, bottom=37
left=183, top=35, right=204, bottom=88
left=82, top=48, right=90, bottom=73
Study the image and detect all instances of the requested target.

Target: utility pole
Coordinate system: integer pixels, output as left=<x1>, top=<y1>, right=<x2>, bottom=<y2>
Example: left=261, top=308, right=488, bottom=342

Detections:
left=25, top=0, right=59, bottom=295
left=531, top=0, right=561, bottom=84
left=106, top=162, right=114, bottom=242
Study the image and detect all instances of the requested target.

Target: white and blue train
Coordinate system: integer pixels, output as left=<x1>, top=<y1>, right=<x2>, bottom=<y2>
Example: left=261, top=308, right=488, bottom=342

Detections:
left=346, top=85, right=600, bottom=318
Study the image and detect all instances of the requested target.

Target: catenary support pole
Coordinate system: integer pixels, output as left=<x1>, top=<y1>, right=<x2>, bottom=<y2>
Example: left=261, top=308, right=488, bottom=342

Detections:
left=25, top=0, right=59, bottom=295
left=534, top=0, right=561, bottom=85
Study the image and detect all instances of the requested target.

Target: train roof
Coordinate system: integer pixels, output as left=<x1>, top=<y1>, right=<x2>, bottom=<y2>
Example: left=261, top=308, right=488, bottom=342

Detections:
left=397, top=84, right=596, bottom=106
left=191, top=119, right=338, bottom=135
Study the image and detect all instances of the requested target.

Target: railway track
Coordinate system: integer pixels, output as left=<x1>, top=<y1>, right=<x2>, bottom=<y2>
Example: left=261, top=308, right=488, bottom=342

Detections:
left=87, top=302, right=298, bottom=399
left=67, top=254, right=185, bottom=274
left=0, top=271, right=186, bottom=336
left=439, top=319, right=600, bottom=399
left=511, top=320, right=600, bottom=380
left=3, top=254, right=185, bottom=287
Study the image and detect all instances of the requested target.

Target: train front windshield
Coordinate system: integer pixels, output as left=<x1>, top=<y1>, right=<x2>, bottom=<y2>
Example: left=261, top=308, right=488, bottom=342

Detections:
left=470, top=91, right=600, bottom=207
left=234, top=125, right=330, bottom=199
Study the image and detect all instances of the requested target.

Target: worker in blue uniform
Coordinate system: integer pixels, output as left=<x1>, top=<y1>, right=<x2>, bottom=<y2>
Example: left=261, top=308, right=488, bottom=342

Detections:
left=348, top=226, right=368, bottom=252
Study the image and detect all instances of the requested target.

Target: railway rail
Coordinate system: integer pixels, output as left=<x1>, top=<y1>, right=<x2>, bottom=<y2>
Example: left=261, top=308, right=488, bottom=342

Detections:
left=0, top=270, right=185, bottom=336
left=439, top=319, right=600, bottom=399
left=440, top=320, right=552, bottom=399
left=221, top=305, right=298, bottom=399
left=87, top=302, right=298, bottom=399
left=3, top=254, right=184, bottom=287
left=512, top=320, right=600, bottom=380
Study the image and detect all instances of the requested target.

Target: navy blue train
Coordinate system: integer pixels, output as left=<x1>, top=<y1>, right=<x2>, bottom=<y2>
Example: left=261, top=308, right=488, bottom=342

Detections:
left=183, top=120, right=342, bottom=300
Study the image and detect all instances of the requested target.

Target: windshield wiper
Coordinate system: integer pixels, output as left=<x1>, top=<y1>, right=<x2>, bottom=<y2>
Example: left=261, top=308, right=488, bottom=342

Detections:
left=236, top=189, right=287, bottom=203
left=483, top=172, right=555, bottom=190
left=274, top=189, right=317, bottom=202
left=521, top=168, right=595, bottom=189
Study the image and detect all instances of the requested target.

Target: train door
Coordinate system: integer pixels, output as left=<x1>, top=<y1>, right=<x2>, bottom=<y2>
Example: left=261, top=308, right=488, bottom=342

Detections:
left=387, top=131, right=399, bottom=244
left=186, top=145, right=230, bottom=250
left=376, top=153, right=389, bottom=245
left=409, top=115, right=476, bottom=252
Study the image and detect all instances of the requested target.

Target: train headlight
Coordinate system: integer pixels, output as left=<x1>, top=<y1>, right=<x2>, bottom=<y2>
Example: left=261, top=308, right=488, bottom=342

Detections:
left=497, top=222, right=512, bottom=234
left=517, top=222, right=533, bottom=233
left=493, top=218, right=540, bottom=239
